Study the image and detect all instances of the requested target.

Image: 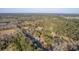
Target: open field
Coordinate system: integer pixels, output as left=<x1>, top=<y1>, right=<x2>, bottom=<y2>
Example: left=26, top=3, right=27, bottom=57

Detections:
left=0, top=13, right=79, bottom=51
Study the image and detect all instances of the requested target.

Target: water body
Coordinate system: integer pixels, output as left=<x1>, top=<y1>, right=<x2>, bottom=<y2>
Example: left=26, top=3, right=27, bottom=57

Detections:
left=23, top=31, right=49, bottom=51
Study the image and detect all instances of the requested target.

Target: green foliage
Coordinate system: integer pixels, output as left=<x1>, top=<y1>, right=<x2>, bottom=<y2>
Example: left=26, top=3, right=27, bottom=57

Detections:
left=16, top=32, right=26, bottom=51
left=44, top=35, right=53, bottom=45
left=0, top=15, right=79, bottom=51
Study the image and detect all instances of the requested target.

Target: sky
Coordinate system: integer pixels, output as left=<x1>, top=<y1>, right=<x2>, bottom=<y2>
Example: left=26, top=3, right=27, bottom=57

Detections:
left=0, top=8, right=79, bottom=14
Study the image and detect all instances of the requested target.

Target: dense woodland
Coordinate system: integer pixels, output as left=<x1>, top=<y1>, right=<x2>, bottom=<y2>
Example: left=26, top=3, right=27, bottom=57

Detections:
left=0, top=15, right=79, bottom=51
